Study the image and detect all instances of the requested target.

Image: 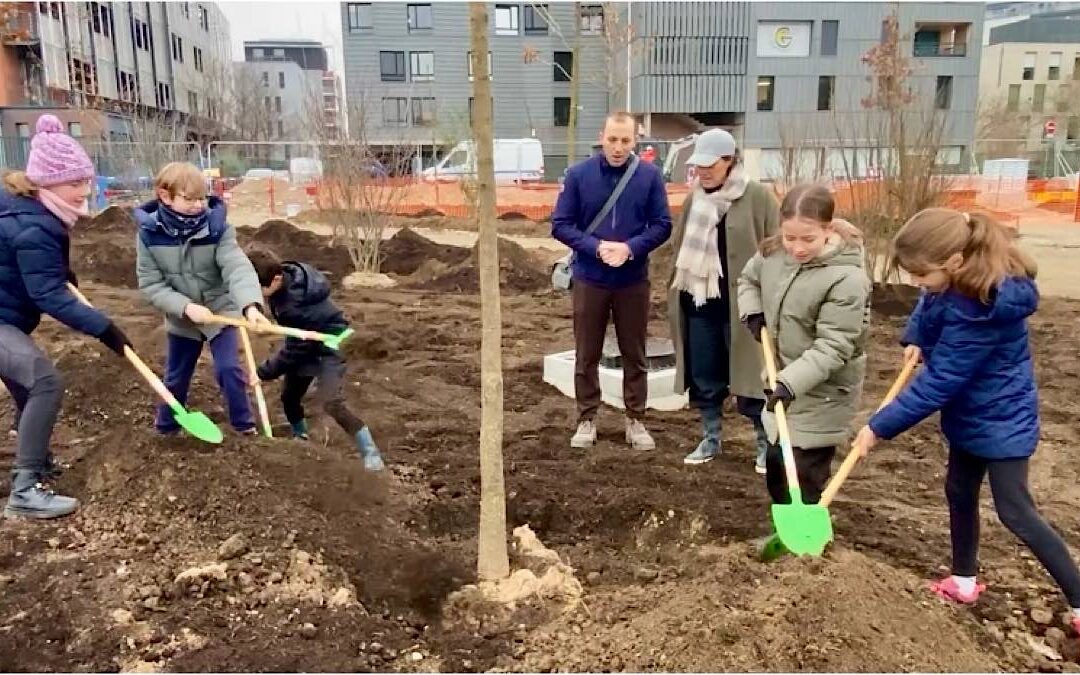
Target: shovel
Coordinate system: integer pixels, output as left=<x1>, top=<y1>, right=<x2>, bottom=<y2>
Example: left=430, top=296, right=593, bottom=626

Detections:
left=238, top=327, right=273, bottom=438
left=66, top=284, right=224, bottom=444
left=758, top=349, right=921, bottom=561
left=203, top=315, right=354, bottom=351
left=759, top=327, right=833, bottom=556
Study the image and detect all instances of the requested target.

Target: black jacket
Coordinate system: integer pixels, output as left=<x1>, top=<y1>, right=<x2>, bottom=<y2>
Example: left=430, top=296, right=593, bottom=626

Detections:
left=256, top=262, right=348, bottom=380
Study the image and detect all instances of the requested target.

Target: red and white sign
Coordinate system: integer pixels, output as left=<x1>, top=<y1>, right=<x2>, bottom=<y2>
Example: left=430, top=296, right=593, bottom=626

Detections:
left=1045, top=119, right=1057, bottom=137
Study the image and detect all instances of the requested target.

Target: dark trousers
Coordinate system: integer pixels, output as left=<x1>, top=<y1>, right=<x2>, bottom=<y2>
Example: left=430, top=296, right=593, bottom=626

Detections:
left=3, top=375, right=27, bottom=432
left=946, top=448, right=1080, bottom=607
left=681, top=291, right=766, bottom=427
left=280, top=357, right=365, bottom=437
left=0, top=325, right=62, bottom=476
left=765, top=443, right=836, bottom=505
left=155, top=327, right=255, bottom=433
left=572, top=279, right=649, bottom=422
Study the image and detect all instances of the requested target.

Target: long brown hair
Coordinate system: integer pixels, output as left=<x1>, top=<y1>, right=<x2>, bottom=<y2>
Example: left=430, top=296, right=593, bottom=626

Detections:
left=760, top=183, right=861, bottom=255
left=892, top=208, right=1037, bottom=303
left=2, top=170, right=37, bottom=197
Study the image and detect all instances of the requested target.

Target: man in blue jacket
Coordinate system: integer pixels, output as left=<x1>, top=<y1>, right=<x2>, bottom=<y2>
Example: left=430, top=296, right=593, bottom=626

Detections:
left=552, top=112, right=672, bottom=450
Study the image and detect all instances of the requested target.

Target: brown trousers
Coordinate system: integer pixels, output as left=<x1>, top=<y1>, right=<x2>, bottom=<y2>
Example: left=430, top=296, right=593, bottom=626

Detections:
left=572, top=279, right=650, bottom=422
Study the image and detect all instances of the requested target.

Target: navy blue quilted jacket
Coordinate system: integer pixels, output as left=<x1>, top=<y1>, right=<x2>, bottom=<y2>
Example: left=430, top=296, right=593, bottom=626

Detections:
left=0, top=190, right=111, bottom=336
left=870, top=276, right=1040, bottom=459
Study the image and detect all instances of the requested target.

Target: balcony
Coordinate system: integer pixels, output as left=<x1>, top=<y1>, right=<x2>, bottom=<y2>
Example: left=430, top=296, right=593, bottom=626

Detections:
left=913, top=23, right=970, bottom=58
left=1, top=6, right=38, bottom=46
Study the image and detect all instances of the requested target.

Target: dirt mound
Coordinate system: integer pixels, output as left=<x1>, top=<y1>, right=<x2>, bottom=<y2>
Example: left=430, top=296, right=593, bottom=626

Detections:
left=406, top=237, right=548, bottom=294
left=73, top=240, right=138, bottom=289
left=243, top=219, right=354, bottom=285
left=872, top=282, right=921, bottom=317
left=88, top=205, right=138, bottom=234
left=514, top=546, right=1000, bottom=672
left=380, top=228, right=471, bottom=276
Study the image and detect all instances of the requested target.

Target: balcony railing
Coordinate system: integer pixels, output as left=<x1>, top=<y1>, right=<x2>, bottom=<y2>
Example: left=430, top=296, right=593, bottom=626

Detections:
left=913, top=42, right=967, bottom=57
left=1, top=7, right=38, bottom=45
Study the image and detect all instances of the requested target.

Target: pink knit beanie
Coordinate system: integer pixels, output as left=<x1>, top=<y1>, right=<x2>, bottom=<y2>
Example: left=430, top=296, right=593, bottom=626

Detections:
left=24, top=114, right=95, bottom=187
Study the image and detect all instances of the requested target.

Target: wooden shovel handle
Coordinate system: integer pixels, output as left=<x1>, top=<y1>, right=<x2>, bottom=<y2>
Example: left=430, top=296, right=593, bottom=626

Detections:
left=238, top=326, right=273, bottom=437
left=66, top=283, right=183, bottom=410
left=203, top=314, right=325, bottom=343
left=819, top=352, right=920, bottom=507
left=760, top=328, right=803, bottom=497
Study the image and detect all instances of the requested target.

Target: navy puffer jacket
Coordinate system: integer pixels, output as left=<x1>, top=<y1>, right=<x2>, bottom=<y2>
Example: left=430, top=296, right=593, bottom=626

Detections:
left=870, top=276, right=1040, bottom=459
left=0, top=190, right=110, bottom=336
left=256, top=262, right=348, bottom=380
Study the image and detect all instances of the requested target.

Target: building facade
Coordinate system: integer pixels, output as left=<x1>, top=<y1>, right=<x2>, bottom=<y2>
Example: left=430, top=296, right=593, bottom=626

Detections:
left=0, top=1, right=232, bottom=154
left=340, top=1, right=983, bottom=179
left=240, top=39, right=340, bottom=142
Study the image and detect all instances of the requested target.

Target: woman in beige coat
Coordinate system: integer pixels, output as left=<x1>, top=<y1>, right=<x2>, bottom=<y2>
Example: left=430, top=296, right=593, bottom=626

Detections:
left=666, top=129, right=779, bottom=470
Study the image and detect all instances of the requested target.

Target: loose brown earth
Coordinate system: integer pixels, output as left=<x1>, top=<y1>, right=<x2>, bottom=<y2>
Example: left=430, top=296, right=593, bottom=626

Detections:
left=2, top=210, right=1080, bottom=672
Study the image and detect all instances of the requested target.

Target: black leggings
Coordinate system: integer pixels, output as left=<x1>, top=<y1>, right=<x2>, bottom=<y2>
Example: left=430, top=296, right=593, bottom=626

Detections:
left=947, top=448, right=1080, bottom=607
left=765, top=443, right=836, bottom=505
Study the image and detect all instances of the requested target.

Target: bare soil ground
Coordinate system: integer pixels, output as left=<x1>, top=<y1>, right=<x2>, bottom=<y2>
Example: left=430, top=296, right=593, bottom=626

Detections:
left=2, top=211, right=1080, bottom=671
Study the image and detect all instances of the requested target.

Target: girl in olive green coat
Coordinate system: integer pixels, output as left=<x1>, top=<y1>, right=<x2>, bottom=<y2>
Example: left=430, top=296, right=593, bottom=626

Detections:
left=737, top=184, right=871, bottom=505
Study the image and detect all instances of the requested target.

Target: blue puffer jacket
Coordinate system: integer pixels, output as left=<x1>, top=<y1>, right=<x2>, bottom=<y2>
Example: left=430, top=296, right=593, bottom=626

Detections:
left=870, top=276, right=1040, bottom=459
left=0, top=190, right=111, bottom=337
left=256, top=262, right=349, bottom=380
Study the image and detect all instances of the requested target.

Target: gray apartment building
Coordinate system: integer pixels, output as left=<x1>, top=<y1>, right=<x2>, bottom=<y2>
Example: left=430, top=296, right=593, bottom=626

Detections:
left=0, top=1, right=232, bottom=149
left=238, top=39, right=343, bottom=144
left=340, top=1, right=983, bottom=179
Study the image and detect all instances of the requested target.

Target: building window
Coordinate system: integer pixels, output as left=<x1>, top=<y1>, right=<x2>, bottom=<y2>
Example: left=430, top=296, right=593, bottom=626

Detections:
left=171, top=34, right=184, bottom=62
left=553, top=97, right=571, bottom=126
left=156, top=83, right=172, bottom=108
left=1050, top=52, right=1062, bottom=81
left=935, top=75, right=952, bottom=110
left=467, top=51, right=492, bottom=81
left=68, top=122, right=82, bottom=137
left=410, top=51, right=434, bottom=81
left=468, top=96, right=493, bottom=125
left=198, top=4, right=209, bottom=30
left=380, top=51, right=406, bottom=82
left=261, top=71, right=269, bottom=86
left=1058, top=87, right=1071, bottom=113
left=1074, top=55, right=1080, bottom=80
left=553, top=51, right=572, bottom=82
left=253, top=47, right=264, bottom=59
left=347, top=3, right=372, bottom=31
left=1007, top=84, right=1020, bottom=111
left=264, top=96, right=270, bottom=111
left=15, top=123, right=29, bottom=138
left=821, top=20, right=838, bottom=56
left=275, top=96, right=281, bottom=113
left=182, top=2, right=190, bottom=18
left=580, top=5, right=603, bottom=34
left=89, top=3, right=111, bottom=37
left=278, top=72, right=285, bottom=88
left=188, top=91, right=198, bottom=113
left=407, top=4, right=432, bottom=31
left=757, top=76, right=774, bottom=111
left=524, top=4, right=548, bottom=34
left=411, top=97, right=436, bottom=126
left=273, top=48, right=284, bottom=58
left=382, top=97, right=408, bottom=125
left=495, top=5, right=519, bottom=35
left=277, top=120, right=284, bottom=138
left=1068, top=116, right=1080, bottom=141
left=193, top=47, right=204, bottom=72
left=817, top=75, right=834, bottom=111
left=1033, top=83, right=1046, bottom=112
left=1023, top=52, right=1036, bottom=81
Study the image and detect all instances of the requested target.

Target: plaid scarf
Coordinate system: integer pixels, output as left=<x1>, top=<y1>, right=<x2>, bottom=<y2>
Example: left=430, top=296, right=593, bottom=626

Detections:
left=671, top=165, right=748, bottom=307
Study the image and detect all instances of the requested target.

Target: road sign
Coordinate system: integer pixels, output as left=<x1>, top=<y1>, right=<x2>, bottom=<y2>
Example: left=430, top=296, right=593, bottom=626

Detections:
left=1045, top=119, right=1057, bottom=137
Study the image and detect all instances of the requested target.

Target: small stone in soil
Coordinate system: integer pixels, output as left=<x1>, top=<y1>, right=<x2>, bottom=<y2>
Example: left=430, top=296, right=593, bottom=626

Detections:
left=1032, top=608, right=1055, bottom=625
left=217, top=534, right=250, bottom=561
left=586, top=571, right=602, bottom=585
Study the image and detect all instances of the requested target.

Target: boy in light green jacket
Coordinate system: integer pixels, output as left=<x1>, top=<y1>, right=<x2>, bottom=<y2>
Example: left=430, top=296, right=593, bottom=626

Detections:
left=737, top=184, right=871, bottom=505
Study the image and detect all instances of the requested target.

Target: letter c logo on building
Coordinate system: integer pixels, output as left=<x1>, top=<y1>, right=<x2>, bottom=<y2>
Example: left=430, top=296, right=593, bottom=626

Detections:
left=774, top=26, right=793, bottom=48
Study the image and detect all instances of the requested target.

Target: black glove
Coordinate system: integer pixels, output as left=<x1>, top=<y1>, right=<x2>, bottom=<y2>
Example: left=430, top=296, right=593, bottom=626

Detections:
left=255, top=361, right=273, bottom=382
left=764, top=382, right=795, bottom=412
left=97, top=322, right=133, bottom=357
left=745, top=314, right=766, bottom=342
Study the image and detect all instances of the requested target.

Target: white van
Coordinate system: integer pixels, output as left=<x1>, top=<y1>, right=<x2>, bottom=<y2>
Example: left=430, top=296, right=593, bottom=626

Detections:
left=422, top=138, right=544, bottom=183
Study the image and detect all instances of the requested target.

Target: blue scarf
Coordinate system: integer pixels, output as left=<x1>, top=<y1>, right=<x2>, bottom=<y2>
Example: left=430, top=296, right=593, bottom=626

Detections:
left=156, top=203, right=209, bottom=239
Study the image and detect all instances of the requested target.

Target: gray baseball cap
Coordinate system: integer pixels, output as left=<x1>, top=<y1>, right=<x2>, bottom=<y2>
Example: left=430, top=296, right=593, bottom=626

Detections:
left=685, top=129, right=737, bottom=167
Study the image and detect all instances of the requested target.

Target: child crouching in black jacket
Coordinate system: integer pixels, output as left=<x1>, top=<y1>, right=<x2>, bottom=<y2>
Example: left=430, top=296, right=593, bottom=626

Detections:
left=247, top=247, right=385, bottom=471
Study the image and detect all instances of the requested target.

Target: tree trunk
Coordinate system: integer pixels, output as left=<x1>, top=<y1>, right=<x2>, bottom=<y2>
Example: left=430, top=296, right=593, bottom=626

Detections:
left=468, top=1, right=510, bottom=583
left=567, top=2, right=582, bottom=166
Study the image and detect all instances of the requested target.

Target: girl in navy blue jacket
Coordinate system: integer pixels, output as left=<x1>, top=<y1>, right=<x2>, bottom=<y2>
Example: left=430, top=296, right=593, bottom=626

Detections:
left=854, top=207, right=1080, bottom=635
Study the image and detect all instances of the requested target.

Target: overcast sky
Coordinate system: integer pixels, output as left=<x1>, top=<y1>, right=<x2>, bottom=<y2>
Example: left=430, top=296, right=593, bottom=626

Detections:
left=218, top=2, right=345, bottom=75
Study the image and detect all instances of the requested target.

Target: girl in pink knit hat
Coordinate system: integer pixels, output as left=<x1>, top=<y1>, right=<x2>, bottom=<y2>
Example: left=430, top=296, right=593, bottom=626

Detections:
left=0, top=114, right=132, bottom=520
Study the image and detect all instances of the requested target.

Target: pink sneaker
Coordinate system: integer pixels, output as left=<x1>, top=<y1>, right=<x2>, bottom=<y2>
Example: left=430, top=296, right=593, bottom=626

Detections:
left=929, top=576, right=986, bottom=604
left=1070, top=615, right=1080, bottom=637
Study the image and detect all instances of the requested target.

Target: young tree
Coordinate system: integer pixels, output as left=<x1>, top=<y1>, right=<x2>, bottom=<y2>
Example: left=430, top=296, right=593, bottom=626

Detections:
left=469, top=0, right=509, bottom=583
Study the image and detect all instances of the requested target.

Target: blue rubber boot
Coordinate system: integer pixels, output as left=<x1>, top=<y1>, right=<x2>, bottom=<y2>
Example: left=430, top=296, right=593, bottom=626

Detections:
left=290, top=419, right=310, bottom=440
left=355, top=426, right=385, bottom=472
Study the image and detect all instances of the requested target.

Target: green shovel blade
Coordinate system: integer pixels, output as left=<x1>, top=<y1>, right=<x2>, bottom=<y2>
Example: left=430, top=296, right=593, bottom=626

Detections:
left=323, top=327, right=354, bottom=351
left=169, top=403, right=224, bottom=444
left=770, top=501, right=833, bottom=557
